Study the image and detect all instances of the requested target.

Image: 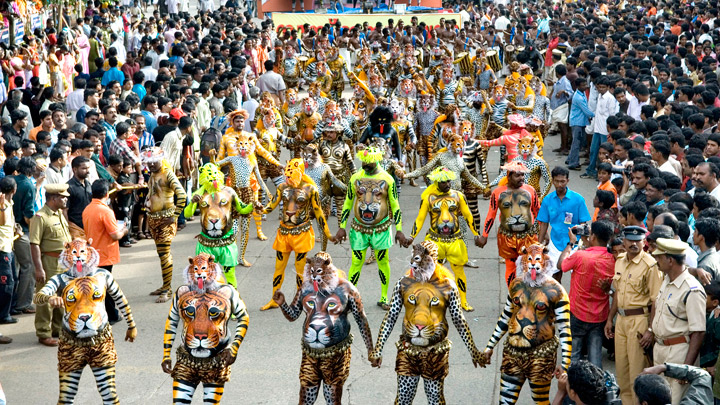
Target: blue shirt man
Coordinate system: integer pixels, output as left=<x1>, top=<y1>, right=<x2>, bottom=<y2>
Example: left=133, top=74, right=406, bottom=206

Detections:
left=537, top=167, right=592, bottom=269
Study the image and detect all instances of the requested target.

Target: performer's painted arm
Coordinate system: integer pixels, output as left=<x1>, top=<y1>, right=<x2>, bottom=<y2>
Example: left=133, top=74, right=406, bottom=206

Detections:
left=326, top=169, right=347, bottom=194
left=310, top=188, right=333, bottom=239
left=371, top=280, right=404, bottom=359
left=217, top=137, right=228, bottom=160
left=485, top=294, right=513, bottom=351
left=447, top=281, right=482, bottom=358
left=410, top=195, right=430, bottom=239
left=350, top=72, right=376, bottom=105
left=514, top=93, right=535, bottom=112
left=262, top=185, right=283, bottom=214
left=479, top=134, right=508, bottom=148
left=407, top=123, right=417, bottom=145
left=228, top=287, right=250, bottom=357
left=162, top=291, right=182, bottom=361
left=342, top=121, right=354, bottom=141
left=167, top=171, right=187, bottom=216
left=232, top=189, right=254, bottom=216
left=105, top=272, right=135, bottom=330
left=339, top=178, right=355, bottom=229
left=388, top=178, right=402, bottom=232
left=461, top=168, right=486, bottom=191
left=482, top=191, right=498, bottom=238
left=343, top=145, right=356, bottom=174
left=251, top=135, right=282, bottom=167
left=279, top=287, right=304, bottom=321
left=33, top=274, right=63, bottom=305
left=458, top=193, right=480, bottom=235
left=406, top=154, right=440, bottom=179
left=540, top=161, right=552, bottom=200
left=531, top=186, right=540, bottom=218
left=490, top=170, right=506, bottom=187
left=554, top=289, right=572, bottom=371
left=183, top=189, right=204, bottom=218
left=348, top=284, right=374, bottom=354
left=390, top=130, right=403, bottom=161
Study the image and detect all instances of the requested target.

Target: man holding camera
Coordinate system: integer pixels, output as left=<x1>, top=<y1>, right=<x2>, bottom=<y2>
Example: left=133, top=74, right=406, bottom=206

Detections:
left=556, top=220, right=616, bottom=368
left=537, top=166, right=592, bottom=278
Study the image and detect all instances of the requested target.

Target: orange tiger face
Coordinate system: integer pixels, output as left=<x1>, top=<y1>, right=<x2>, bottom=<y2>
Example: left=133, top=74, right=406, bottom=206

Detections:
left=179, top=289, right=231, bottom=358
left=237, top=138, right=254, bottom=159
left=62, top=276, right=107, bottom=338
left=517, top=244, right=553, bottom=286
left=287, top=88, right=298, bottom=105
left=400, top=79, right=415, bottom=95
left=518, top=135, right=536, bottom=160
left=507, top=274, right=562, bottom=348
left=460, top=120, right=474, bottom=141
left=60, top=238, right=100, bottom=277
left=447, top=134, right=465, bottom=156
left=185, top=254, right=222, bottom=291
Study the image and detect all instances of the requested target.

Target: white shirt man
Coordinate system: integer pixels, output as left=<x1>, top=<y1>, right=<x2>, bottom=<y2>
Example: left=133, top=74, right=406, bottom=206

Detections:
left=494, top=15, right=511, bottom=31
left=593, top=87, right=620, bottom=135
left=140, top=64, right=158, bottom=83
left=66, top=88, right=85, bottom=116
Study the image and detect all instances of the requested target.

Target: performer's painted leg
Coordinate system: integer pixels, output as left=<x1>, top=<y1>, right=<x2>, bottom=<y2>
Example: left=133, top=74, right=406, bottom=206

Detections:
left=450, top=263, right=473, bottom=312
left=148, top=217, right=176, bottom=302
left=223, top=265, right=237, bottom=288
left=172, top=379, right=198, bottom=404
left=294, top=252, right=307, bottom=288
left=322, top=383, right=343, bottom=405
left=528, top=380, right=551, bottom=405
left=203, top=383, right=225, bottom=404
left=253, top=190, right=267, bottom=240
left=58, top=370, right=83, bottom=404
left=376, top=249, right=391, bottom=308
left=348, top=248, right=367, bottom=286
left=504, top=259, right=517, bottom=286
left=499, top=373, right=525, bottom=405
left=395, top=375, right=420, bottom=405
left=300, top=386, right=320, bottom=405
left=239, top=216, right=251, bottom=267
left=261, top=251, right=291, bottom=310
left=91, top=365, right=119, bottom=405
left=423, top=378, right=446, bottom=405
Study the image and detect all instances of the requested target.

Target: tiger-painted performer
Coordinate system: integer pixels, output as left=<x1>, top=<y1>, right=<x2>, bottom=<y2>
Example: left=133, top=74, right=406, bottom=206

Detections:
left=406, top=133, right=486, bottom=194
left=431, top=104, right=462, bottom=152
left=509, top=76, right=535, bottom=119
left=260, top=159, right=335, bottom=311
left=312, top=100, right=354, bottom=143
left=319, top=122, right=356, bottom=223
left=143, top=147, right=187, bottom=303
left=479, top=114, right=531, bottom=167
left=393, top=78, right=419, bottom=115
left=273, top=252, right=375, bottom=405
left=436, top=67, right=463, bottom=109
left=482, top=244, right=572, bottom=405
left=285, top=97, right=323, bottom=159
left=279, top=43, right=303, bottom=89
left=314, top=62, right=334, bottom=99
left=255, top=104, right=286, bottom=200
left=459, top=119, right=490, bottom=226
left=490, top=134, right=551, bottom=201
left=282, top=88, right=303, bottom=141
left=326, top=46, right=350, bottom=101
left=390, top=98, right=417, bottom=187
left=34, top=238, right=136, bottom=405
left=524, top=116, right=546, bottom=159
left=307, top=82, right=329, bottom=116
left=303, top=48, right=327, bottom=84
left=162, top=254, right=249, bottom=404
left=407, top=168, right=482, bottom=312
left=478, top=161, right=540, bottom=286
left=183, top=163, right=255, bottom=288
left=334, top=147, right=408, bottom=310
left=215, top=130, right=278, bottom=267
left=369, top=241, right=484, bottom=404
left=358, top=105, right=403, bottom=163
left=302, top=143, right=347, bottom=251
left=415, top=93, right=442, bottom=167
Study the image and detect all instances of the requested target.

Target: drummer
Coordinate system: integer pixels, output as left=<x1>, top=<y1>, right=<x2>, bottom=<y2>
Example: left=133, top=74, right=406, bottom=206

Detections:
left=454, top=29, right=475, bottom=55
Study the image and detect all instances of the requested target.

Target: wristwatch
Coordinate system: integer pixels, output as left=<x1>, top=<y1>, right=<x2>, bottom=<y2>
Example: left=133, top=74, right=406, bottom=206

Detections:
left=647, top=327, right=653, bottom=333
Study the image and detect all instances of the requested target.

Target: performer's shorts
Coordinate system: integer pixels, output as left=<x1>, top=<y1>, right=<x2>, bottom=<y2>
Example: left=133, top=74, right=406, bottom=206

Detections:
left=497, top=233, right=538, bottom=260
left=148, top=214, right=178, bottom=243
left=500, top=336, right=558, bottom=384
left=395, top=338, right=451, bottom=381
left=171, top=346, right=231, bottom=385
left=273, top=226, right=315, bottom=253
left=58, top=326, right=117, bottom=372
left=299, top=336, right=352, bottom=387
left=350, top=227, right=393, bottom=252
left=196, top=242, right=238, bottom=268
left=428, top=237, right=468, bottom=266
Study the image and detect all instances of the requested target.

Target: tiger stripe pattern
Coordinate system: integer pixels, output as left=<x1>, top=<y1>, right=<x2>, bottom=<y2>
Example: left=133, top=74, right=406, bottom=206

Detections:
left=148, top=216, right=177, bottom=298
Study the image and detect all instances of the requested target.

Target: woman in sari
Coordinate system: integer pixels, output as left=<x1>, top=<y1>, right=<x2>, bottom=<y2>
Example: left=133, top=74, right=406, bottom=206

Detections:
left=60, top=45, right=76, bottom=97
left=74, top=27, right=90, bottom=74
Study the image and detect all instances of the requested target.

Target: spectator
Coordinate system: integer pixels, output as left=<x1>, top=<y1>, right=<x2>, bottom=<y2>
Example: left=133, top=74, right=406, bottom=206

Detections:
left=553, top=360, right=614, bottom=405
left=10, top=157, right=36, bottom=316
left=583, top=76, right=619, bottom=179
left=255, top=60, right=286, bottom=105
left=700, top=282, right=720, bottom=371
left=65, top=156, right=92, bottom=239
left=691, top=218, right=720, bottom=284
left=0, top=177, right=17, bottom=329
left=567, top=78, right=594, bottom=170
left=692, top=162, right=720, bottom=201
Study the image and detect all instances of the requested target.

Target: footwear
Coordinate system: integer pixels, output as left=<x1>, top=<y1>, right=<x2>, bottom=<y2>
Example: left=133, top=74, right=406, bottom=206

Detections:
left=552, top=147, right=563, bottom=153
left=177, top=223, right=186, bottom=231
left=155, top=290, right=172, bottom=303
left=120, top=241, right=132, bottom=248
left=561, top=150, right=570, bottom=156
left=579, top=173, right=596, bottom=179
left=568, top=166, right=581, bottom=171
left=10, top=310, right=21, bottom=316
left=22, top=307, right=36, bottom=314
left=0, top=335, right=11, bottom=344
left=128, top=238, right=138, bottom=244
left=0, top=317, right=18, bottom=324
left=38, top=337, right=59, bottom=347
left=465, top=259, right=479, bottom=269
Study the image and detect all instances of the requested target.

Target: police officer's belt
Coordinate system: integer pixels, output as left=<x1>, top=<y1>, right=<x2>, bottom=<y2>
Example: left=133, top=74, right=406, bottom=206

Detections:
left=656, top=335, right=689, bottom=346
left=617, top=307, right=650, bottom=317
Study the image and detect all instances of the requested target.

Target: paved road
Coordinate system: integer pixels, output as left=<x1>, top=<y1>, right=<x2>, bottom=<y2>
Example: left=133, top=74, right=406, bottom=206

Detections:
left=0, top=127, right=615, bottom=404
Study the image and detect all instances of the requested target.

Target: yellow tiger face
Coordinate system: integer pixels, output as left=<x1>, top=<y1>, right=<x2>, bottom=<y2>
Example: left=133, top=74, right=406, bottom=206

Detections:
left=428, top=193, right=460, bottom=237
left=287, top=88, right=298, bottom=105
left=62, top=276, right=107, bottom=338
left=507, top=280, right=558, bottom=348
left=518, top=135, right=536, bottom=160
left=199, top=189, right=233, bottom=238
left=180, top=289, right=231, bottom=358
left=284, top=158, right=305, bottom=188
left=402, top=281, right=448, bottom=346
left=237, top=139, right=254, bottom=159
left=499, top=189, right=532, bottom=233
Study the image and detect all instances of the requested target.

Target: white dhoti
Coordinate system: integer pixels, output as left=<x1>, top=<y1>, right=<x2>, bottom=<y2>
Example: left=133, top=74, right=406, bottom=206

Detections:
left=550, top=103, right=568, bottom=125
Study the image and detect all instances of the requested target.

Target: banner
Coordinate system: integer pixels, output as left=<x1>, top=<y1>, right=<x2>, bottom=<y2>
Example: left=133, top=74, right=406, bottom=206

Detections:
left=273, top=12, right=461, bottom=33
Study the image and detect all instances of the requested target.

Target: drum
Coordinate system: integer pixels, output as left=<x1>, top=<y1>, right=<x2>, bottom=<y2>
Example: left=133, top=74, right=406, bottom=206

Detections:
left=297, top=55, right=309, bottom=72
left=486, top=50, right=502, bottom=72
left=455, top=52, right=474, bottom=76
left=504, top=44, right=516, bottom=66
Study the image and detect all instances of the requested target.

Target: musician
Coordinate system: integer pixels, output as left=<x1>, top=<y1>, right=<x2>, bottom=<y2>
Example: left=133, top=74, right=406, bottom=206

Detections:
left=454, top=29, right=476, bottom=55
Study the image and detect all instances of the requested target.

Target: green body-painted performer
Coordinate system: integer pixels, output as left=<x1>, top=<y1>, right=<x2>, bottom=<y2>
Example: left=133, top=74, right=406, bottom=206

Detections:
left=183, top=163, right=254, bottom=287
left=334, top=146, right=408, bottom=309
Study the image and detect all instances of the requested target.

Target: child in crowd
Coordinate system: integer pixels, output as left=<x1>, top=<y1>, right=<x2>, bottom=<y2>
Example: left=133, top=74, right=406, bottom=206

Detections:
left=594, top=162, right=618, bottom=219
left=702, top=282, right=720, bottom=377
left=594, top=189, right=620, bottom=235
left=115, top=158, right=136, bottom=248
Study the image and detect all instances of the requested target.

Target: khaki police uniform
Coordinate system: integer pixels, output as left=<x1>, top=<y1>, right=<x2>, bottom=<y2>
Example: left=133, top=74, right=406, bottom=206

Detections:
left=612, top=226, right=663, bottom=405
left=29, top=185, right=71, bottom=339
left=651, top=239, right=707, bottom=405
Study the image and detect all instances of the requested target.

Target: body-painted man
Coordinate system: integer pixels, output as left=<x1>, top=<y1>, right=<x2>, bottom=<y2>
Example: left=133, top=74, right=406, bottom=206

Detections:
left=390, top=98, right=417, bottom=186
left=278, top=43, right=303, bottom=89
left=479, top=113, right=531, bottom=167
left=183, top=163, right=255, bottom=288
left=143, top=147, right=187, bottom=303
left=162, top=254, right=249, bottom=404
left=285, top=97, right=323, bottom=158
left=414, top=93, right=442, bottom=167
left=282, top=88, right=302, bottom=141
left=369, top=241, right=484, bottom=404
left=260, top=159, right=335, bottom=311
left=406, top=168, right=482, bottom=311
left=325, top=46, right=350, bottom=101
left=490, top=133, right=551, bottom=201
left=34, top=239, right=136, bottom=404
left=273, top=252, right=374, bottom=405
left=334, top=147, right=408, bottom=309
left=478, top=161, right=540, bottom=286
left=319, top=122, right=356, bottom=223
left=483, top=244, right=572, bottom=405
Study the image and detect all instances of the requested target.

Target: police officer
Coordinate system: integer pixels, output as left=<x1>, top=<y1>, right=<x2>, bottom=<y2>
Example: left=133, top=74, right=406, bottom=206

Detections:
left=647, top=238, right=706, bottom=405
left=29, top=183, right=71, bottom=347
left=604, top=225, right=663, bottom=404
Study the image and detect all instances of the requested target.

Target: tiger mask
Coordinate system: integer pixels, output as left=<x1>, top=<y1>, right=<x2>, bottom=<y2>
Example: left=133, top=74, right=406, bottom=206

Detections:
left=447, top=134, right=465, bottom=157
left=62, top=277, right=108, bottom=338
left=408, top=241, right=439, bottom=282
left=301, top=252, right=346, bottom=295
left=460, top=120, right=475, bottom=142
left=179, top=289, right=232, bottom=358
left=198, top=163, right=223, bottom=194
left=507, top=275, right=563, bottom=348
left=515, top=244, right=554, bottom=288
left=237, top=138, right=255, bottom=160
left=183, top=254, right=223, bottom=293
left=518, top=135, right=537, bottom=161
left=60, top=238, right=101, bottom=278
left=286, top=88, right=299, bottom=106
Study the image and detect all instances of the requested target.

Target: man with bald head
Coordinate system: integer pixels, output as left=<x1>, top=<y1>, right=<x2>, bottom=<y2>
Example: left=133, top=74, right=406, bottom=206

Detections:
left=653, top=214, right=698, bottom=268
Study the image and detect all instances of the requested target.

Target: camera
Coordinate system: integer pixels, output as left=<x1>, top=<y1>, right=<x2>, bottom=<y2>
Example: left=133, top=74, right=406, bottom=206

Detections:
left=610, top=166, right=630, bottom=176
left=572, top=224, right=590, bottom=236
